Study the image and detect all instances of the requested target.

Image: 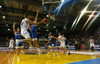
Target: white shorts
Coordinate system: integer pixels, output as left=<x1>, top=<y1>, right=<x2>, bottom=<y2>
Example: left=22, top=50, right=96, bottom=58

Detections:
left=21, top=30, right=30, bottom=39
left=90, top=44, right=95, bottom=48
left=15, top=39, right=24, bottom=49
left=60, top=43, right=65, bottom=47
left=9, top=44, right=14, bottom=48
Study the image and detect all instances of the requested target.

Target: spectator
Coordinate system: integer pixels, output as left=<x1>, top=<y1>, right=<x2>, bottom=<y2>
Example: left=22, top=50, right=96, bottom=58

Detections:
left=81, top=38, right=85, bottom=51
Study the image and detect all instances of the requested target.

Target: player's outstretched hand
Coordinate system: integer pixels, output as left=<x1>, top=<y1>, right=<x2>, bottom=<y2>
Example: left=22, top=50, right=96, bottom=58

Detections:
left=36, top=9, right=39, bottom=13
left=13, top=23, right=16, bottom=25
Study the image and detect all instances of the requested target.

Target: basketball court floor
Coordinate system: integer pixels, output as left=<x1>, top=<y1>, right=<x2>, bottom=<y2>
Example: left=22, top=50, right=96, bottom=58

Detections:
left=0, top=50, right=100, bottom=64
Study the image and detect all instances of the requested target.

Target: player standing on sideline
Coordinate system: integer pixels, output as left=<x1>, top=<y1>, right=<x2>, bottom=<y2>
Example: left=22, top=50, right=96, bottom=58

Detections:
left=56, top=40, right=60, bottom=52
left=62, top=35, right=70, bottom=55
left=29, top=10, right=42, bottom=56
left=7, top=37, right=14, bottom=53
left=16, top=13, right=46, bottom=49
left=13, top=23, right=24, bottom=61
left=89, top=36, right=97, bottom=51
left=45, top=33, right=55, bottom=56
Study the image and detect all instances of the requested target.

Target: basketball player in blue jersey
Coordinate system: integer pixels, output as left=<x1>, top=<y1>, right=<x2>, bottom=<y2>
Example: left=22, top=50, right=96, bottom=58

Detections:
left=53, top=33, right=68, bottom=55
left=29, top=10, right=42, bottom=55
left=62, top=35, right=70, bottom=55
left=13, top=23, right=24, bottom=61
left=46, top=33, right=55, bottom=56
left=56, top=40, right=60, bottom=52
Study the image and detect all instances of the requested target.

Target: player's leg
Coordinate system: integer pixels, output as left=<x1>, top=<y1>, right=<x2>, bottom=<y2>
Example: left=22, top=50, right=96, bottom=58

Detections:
left=11, top=46, right=14, bottom=53
left=16, top=48, right=20, bottom=61
left=21, top=47, right=24, bottom=54
left=18, top=30, right=33, bottom=48
left=15, top=41, right=24, bottom=61
left=52, top=44, right=55, bottom=56
left=20, top=42, right=24, bottom=54
left=52, top=44, right=54, bottom=52
left=92, top=44, right=97, bottom=51
left=47, top=46, right=50, bottom=54
left=7, top=46, right=10, bottom=53
left=32, top=38, right=41, bottom=52
left=67, top=45, right=71, bottom=55
left=89, top=44, right=91, bottom=51
left=56, top=46, right=58, bottom=52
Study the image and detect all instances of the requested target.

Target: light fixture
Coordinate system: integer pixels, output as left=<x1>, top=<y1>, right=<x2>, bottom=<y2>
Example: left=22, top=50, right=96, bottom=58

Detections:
left=3, top=16, right=5, bottom=19
left=6, top=24, right=8, bottom=26
left=61, top=0, right=65, bottom=2
left=46, top=29, right=49, bottom=31
left=39, top=28, right=41, bottom=29
left=8, top=28, right=11, bottom=31
left=53, top=26, right=56, bottom=28
left=0, top=5, right=2, bottom=8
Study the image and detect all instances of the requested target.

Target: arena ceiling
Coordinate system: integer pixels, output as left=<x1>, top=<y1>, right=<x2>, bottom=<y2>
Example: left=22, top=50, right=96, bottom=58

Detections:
left=0, top=0, right=100, bottom=38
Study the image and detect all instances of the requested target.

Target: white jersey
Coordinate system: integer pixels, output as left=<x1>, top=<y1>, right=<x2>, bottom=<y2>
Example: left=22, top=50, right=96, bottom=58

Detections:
left=58, top=36, right=66, bottom=43
left=9, top=40, right=14, bottom=45
left=89, top=39, right=94, bottom=44
left=21, top=18, right=29, bottom=30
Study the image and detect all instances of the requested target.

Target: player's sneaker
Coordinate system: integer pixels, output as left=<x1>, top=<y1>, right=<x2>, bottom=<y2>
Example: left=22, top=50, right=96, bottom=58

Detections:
left=47, top=52, right=50, bottom=55
left=7, top=51, right=9, bottom=53
left=18, top=57, right=20, bottom=61
left=29, top=46, right=34, bottom=49
left=21, top=51, right=25, bottom=54
left=66, top=52, right=68, bottom=55
left=53, top=53, right=55, bottom=56
left=68, top=52, right=71, bottom=55
left=38, top=51, right=42, bottom=56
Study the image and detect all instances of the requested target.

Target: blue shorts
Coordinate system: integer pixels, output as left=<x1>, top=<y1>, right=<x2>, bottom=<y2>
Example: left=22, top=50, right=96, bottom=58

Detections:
left=31, top=31, right=37, bottom=38
left=15, top=42, right=23, bottom=46
left=49, top=42, right=54, bottom=47
left=65, top=40, right=69, bottom=45
left=65, top=43, right=69, bottom=45
left=57, top=43, right=60, bottom=46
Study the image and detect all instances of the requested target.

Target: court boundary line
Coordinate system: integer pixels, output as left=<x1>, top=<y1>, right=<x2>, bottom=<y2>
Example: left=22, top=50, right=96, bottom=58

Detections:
left=0, top=53, right=10, bottom=64
left=12, top=54, right=15, bottom=64
left=67, top=58, right=100, bottom=64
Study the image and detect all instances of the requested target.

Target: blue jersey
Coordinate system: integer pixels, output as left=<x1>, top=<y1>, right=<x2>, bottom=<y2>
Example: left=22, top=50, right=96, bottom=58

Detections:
left=48, top=36, right=54, bottom=43
left=65, top=40, right=69, bottom=45
left=31, top=25, right=37, bottom=38
left=15, top=32, right=23, bottom=46
left=56, top=40, right=60, bottom=46
left=15, top=32, right=22, bottom=39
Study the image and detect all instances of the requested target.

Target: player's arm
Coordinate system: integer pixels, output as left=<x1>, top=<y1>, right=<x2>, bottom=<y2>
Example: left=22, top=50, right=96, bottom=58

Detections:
left=45, top=40, right=50, bottom=45
left=34, top=9, right=39, bottom=23
left=13, top=23, right=16, bottom=35
left=26, top=19, right=44, bottom=25
left=7, top=37, right=10, bottom=41
left=51, top=36, right=58, bottom=40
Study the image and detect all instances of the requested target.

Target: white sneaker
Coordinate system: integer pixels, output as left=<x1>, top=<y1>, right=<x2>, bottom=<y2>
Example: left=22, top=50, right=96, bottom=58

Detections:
left=53, top=53, right=55, bottom=56
left=21, top=51, right=25, bottom=54
left=29, top=46, right=34, bottom=49
left=66, top=52, right=68, bottom=55
left=47, top=52, right=50, bottom=55
left=39, top=51, right=42, bottom=56
left=18, top=57, right=20, bottom=61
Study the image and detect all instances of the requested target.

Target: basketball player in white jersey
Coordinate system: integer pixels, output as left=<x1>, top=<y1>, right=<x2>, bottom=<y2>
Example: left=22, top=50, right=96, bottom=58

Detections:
left=53, top=33, right=68, bottom=55
left=16, top=14, right=46, bottom=53
left=89, top=37, right=97, bottom=51
left=7, top=37, right=14, bottom=53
